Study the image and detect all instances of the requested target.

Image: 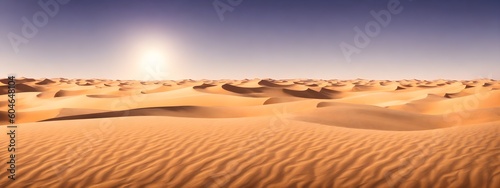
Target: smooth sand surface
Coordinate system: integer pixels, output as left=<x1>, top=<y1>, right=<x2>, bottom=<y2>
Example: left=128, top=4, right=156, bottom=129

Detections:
left=0, top=78, right=499, bottom=187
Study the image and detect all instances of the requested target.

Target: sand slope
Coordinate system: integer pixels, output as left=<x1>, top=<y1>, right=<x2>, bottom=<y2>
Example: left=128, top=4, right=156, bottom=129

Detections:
left=0, top=78, right=499, bottom=187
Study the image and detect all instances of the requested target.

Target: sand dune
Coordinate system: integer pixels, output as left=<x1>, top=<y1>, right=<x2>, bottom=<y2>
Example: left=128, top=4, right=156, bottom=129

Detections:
left=35, top=78, right=58, bottom=85
left=0, top=78, right=498, bottom=187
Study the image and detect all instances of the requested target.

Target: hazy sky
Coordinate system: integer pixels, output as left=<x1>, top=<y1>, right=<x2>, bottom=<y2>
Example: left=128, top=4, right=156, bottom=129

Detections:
left=1, top=0, right=499, bottom=80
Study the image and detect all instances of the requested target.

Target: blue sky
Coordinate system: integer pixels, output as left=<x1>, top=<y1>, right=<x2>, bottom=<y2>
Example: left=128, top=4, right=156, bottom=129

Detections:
left=1, top=0, right=499, bottom=80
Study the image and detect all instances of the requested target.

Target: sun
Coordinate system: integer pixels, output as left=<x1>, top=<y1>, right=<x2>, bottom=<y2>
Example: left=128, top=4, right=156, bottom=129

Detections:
left=141, top=49, right=166, bottom=68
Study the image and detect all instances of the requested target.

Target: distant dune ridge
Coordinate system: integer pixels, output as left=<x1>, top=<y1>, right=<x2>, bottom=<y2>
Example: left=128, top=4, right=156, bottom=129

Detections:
left=0, top=78, right=499, bottom=187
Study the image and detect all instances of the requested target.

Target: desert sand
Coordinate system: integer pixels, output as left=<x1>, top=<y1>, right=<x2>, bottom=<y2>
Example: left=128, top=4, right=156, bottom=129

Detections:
left=0, top=78, right=499, bottom=187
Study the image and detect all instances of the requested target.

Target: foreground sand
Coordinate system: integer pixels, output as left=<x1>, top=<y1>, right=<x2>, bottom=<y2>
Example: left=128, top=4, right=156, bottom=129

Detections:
left=0, top=78, right=499, bottom=187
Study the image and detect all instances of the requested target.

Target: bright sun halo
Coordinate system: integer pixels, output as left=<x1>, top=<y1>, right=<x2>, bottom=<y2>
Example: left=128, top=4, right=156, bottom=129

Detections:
left=142, top=50, right=165, bottom=68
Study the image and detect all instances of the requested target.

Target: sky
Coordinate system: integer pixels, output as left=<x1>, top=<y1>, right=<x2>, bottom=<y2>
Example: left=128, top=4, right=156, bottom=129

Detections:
left=0, top=0, right=499, bottom=80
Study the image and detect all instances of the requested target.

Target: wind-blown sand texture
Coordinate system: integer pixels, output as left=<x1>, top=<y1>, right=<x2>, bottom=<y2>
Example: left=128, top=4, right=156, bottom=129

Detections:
left=0, top=78, right=499, bottom=187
